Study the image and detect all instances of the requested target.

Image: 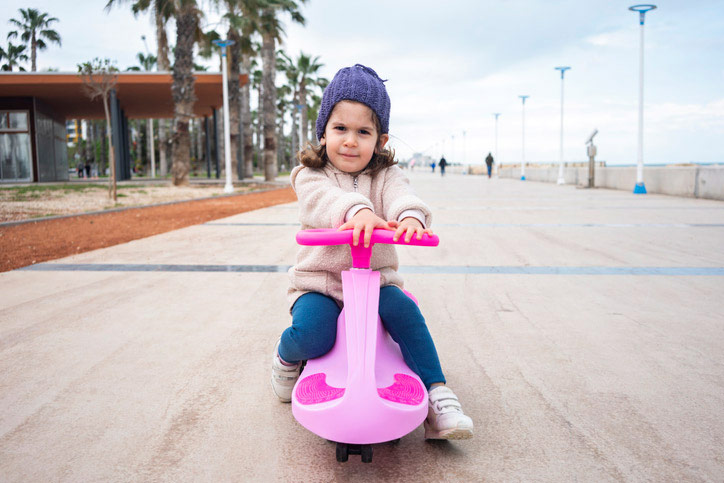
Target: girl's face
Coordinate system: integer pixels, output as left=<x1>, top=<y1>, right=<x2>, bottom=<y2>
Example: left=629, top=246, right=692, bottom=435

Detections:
left=321, top=100, right=389, bottom=174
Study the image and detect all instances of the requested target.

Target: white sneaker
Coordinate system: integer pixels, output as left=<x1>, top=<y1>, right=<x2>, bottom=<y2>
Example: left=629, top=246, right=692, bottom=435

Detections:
left=271, top=339, right=301, bottom=403
left=424, top=386, right=474, bottom=440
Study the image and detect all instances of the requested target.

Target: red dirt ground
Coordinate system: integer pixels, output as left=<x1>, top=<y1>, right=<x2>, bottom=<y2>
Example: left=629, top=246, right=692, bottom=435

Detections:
left=0, top=187, right=296, bottom=272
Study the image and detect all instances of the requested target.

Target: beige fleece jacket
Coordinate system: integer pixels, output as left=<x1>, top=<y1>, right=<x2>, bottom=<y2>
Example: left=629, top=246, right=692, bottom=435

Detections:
left=287, top=162, right=432, bottom=309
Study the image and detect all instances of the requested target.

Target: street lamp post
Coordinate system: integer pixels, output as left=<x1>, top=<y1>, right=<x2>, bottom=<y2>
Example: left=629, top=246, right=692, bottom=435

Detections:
left=213, top=39, right=236, bottom=194
left=629, top=4, right=657, bottom=194
left=493, top=113, right=501, bottom=176
left=451, top=134, right=455, bottom=163
left=519, top=95, right=529, bottom=180
left=555, top=66, right=571, bottom=185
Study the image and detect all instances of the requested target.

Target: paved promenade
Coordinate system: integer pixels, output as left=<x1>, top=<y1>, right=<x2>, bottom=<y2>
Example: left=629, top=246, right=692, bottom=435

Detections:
left=1, top=172, right=723, bottom=481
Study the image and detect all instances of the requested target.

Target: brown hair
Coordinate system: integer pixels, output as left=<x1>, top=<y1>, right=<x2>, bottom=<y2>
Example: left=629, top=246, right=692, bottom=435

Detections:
left=298, top=106, right=396, bottom=176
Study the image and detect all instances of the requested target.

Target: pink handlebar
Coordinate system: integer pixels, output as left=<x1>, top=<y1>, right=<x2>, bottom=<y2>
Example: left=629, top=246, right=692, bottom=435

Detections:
left=296, top=228, right=439, bottom=247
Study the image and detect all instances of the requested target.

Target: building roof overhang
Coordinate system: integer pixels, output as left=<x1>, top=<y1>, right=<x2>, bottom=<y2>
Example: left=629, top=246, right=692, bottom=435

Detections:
left=0, top=71, right=247, bottom=120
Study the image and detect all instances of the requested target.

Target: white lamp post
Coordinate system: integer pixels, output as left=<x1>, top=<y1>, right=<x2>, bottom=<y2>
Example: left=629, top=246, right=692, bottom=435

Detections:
left=519, top=95, right=529, bottom=180
left=214, top=39, right=236, bottom=193
left=493, top=113, right=500, bottom=176
left=462, top=130, right=466, bottom=165
left=629, top=4, right=657, bottom=194
left=555, top=66, right=571, bottom=185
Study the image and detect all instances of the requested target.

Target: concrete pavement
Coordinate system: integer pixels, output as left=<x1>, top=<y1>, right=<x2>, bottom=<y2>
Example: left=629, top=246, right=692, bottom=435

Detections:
left=1, top=172, right=723, bottom=481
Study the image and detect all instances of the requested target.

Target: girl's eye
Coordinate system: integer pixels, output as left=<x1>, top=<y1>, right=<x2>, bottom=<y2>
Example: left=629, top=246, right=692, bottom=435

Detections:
left=359, top=130, right=370, bottom=135
left=334, top=126, right=346, bottom=131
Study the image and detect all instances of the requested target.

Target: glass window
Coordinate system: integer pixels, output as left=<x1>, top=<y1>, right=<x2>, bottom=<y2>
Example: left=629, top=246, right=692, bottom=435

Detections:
left=0, top=133, right=32, bottom=181
left=8, top=112, right=28, bottom=130
left=0, top=114, right=7, bottom=130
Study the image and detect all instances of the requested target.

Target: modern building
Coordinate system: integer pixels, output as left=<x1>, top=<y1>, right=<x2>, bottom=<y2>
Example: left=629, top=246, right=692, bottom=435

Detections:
left=66, top=120, right=80, bottom=145
left=0, top=71, right=247, bottom=183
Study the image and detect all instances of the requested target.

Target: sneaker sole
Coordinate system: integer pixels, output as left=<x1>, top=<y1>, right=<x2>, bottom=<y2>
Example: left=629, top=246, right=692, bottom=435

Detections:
left=423, top=421, right=473, bottom=440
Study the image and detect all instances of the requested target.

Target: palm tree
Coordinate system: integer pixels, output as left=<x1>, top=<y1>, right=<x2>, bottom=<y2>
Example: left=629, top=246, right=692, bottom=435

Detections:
left=125, top=52, right=157, bottom=71
left=279, top=52, right=300, bottom=156
left=283, top=52, right=322, bottom=145
left=257, top=0, right=306, bottom=181
left=169, top=0, right=203, bottom=185
left=126, top=52, right=158, bottom=177
left=105, top=0, right=174, bottom=177
left=276, top=82, right=293, bottom=168
left=237, top=3, right=262, bottom=179
left=0, top=42, right=29, bottom=72
left=7, top=8, right=61, bottom=71
left=251, top=66, right=263, bottom=170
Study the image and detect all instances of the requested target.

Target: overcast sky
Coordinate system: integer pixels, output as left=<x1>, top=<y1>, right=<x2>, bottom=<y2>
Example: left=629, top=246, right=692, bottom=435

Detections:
left=2, top=0, right=723, bottom=165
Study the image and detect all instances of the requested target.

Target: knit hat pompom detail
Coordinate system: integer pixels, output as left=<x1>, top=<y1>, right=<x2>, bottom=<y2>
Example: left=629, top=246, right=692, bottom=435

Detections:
left=315, top=64, right=391, bottom=142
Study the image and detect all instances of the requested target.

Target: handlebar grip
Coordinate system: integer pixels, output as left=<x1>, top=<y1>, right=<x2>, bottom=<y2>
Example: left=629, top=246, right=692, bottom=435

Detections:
left=296, top=229, right=439, bottom=247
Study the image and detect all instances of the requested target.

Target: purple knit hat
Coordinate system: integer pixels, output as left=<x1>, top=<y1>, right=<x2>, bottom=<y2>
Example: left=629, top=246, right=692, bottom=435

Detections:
left=315, top=64, right=391, bottom=142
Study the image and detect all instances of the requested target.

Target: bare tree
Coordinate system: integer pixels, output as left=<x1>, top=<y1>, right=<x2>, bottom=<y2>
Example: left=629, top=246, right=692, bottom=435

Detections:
left=78, top=58, right=119, bottom=201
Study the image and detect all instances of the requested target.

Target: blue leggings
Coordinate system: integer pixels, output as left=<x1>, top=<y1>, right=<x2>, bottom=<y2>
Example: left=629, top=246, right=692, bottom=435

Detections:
left=279, top=286, right=446, bottom=389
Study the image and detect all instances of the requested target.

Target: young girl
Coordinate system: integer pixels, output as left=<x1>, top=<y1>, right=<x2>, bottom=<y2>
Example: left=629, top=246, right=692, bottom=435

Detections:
left=272, top=64, right=473, bottom=440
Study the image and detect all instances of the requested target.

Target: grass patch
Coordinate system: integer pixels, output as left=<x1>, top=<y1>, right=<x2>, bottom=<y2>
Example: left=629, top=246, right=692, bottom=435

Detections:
left=0, top=184, right=106, bottom=194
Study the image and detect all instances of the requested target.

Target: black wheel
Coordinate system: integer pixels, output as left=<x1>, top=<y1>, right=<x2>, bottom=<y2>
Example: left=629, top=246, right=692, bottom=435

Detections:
left=336, top=443, right=349, bottom=462
left=360, top=445, right=373, bottom=463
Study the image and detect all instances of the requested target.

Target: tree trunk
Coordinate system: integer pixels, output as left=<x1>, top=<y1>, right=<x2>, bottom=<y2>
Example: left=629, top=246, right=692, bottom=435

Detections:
left=290, top=95, right=298, bottom=161
left=100, top=121, right=108, bottom=175
left=277, top=110, right=284, bottom=171
left=148, top=118, right=156, bottom=177
left=299, top=80, right=308, bottom=145
left=86, top=120, right=95, bottom=167
left=256, top=85, right=262, bottom=173
left=170, top=6, right=197, bottom=186
left=226, top=29, right=241, bottom=180
left=156, top=10, right=171, bottom=177
left=102, top=97, right=117, bottom=201
left=241, top=55, right=253, bottom=179
left=261, top=30, right=277, bottom=181
left=31, top=32, right=37, bottom=72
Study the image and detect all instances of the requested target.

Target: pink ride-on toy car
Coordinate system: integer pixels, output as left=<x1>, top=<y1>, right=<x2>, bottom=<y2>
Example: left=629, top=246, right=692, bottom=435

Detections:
left=291, top=228, right=439, bottom=463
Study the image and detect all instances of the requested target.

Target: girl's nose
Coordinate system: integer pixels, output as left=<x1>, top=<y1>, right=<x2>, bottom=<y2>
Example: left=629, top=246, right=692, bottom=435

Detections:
left=343, top=133, right=357, bottom=147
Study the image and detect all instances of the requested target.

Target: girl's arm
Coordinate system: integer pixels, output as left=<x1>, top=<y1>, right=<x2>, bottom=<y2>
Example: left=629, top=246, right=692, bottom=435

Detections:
left=291, top=166, right=373, bottom=228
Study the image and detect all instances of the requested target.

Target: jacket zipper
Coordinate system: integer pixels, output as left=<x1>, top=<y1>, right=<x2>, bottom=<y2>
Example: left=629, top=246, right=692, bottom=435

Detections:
left=353, top=176, right=358, bottom=192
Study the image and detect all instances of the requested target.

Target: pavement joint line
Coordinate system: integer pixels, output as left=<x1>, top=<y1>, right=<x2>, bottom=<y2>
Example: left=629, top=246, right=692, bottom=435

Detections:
left=202, top=222, right=724, bottom=228
left=436, top=206, right=724, bottom=210
left=17, top=264, right=724, bottom=276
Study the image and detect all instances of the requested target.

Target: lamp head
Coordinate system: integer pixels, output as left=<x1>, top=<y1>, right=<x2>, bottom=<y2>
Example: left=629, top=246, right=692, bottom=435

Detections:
left=629, top=4, right=657, bottom=24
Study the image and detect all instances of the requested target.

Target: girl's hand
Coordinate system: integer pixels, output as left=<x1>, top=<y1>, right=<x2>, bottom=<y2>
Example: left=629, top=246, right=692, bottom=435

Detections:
left=389, top=217, right=434, bottom=243
left=338, top=208, right=393, bottom=247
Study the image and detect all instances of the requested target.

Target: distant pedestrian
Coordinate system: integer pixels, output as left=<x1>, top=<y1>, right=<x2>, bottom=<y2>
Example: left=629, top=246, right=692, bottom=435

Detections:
left=439, top=156, right=448, bottom=176
left=485, top=152, right=494, bottom=178
left=431, top=162, right=436, bottom=173
left=85, top=162, right=91, bottom=179
left=77, top=162, right=84, bottom=179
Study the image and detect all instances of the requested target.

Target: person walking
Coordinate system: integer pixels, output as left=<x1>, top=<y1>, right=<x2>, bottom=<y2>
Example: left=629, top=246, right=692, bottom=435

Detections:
left=485, top=152, right=494, bottom=178
left=438, top=156, right=448, bottom=177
